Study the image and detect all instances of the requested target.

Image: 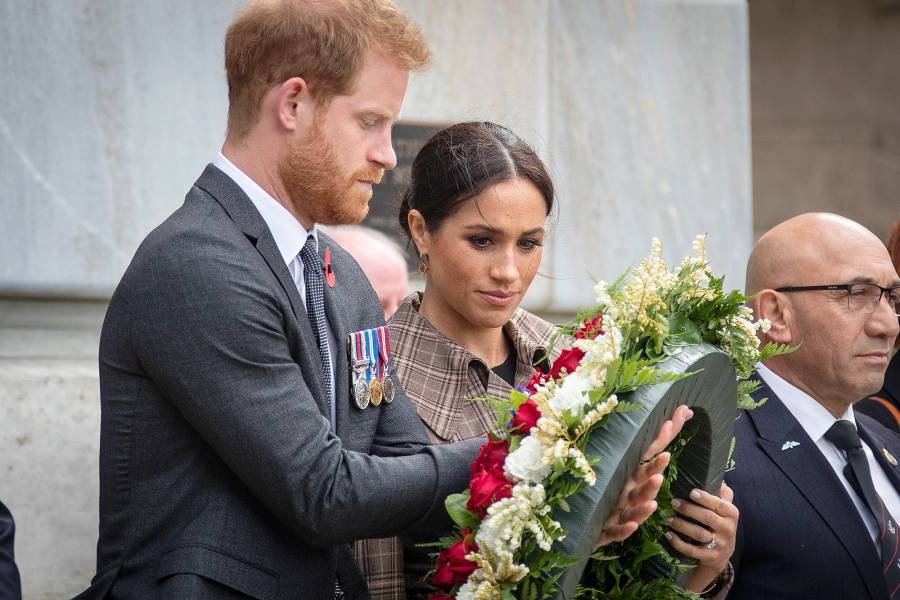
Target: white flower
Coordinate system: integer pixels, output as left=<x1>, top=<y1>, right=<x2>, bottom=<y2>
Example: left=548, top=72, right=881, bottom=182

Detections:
left=505, top=436, right=553, bottom=484
left=594, top=280, right=612, bottom=306
left=692, top=233, right=708, bottom=259
left=548, top=370, right=592, bottom=417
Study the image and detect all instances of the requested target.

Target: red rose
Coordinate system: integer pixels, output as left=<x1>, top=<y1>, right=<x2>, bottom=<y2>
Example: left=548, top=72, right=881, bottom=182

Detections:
left=512, top=399, right=541, bottom=434
left=467, top=468, right=513, bottom=516
left=469, top=438, right=509, bottom=478
left=525, top=368, right=546, bottom=394
left=431, top=530, right=478, bottom=589
left=548, top=347, right=585, bottom=379
left=576, top=313, right=605, bottom=339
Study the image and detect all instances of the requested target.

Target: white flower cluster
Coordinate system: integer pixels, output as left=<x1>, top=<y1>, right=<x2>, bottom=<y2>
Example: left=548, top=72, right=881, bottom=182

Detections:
left=717, top=306, right=772, bottom=375
left=477, top=484, right=557, bottom=553
left=547, top=369, right=593, bottom=417
left=504, top=436, right=552, bottom=484
left=457, top=485, right=560, bottom=599
left=574, top=313, right=622, bottom=384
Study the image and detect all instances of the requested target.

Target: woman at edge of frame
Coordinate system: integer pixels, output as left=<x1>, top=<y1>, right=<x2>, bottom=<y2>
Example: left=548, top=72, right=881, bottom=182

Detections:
left=856, top=218, right=900, bottom=431
left=353, top=121, right=738, bottom=600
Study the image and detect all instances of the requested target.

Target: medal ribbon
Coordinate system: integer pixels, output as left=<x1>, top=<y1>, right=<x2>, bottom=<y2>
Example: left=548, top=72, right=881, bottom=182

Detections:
left=377, top=326, right=391, bottom=379
left=366, top=328, right=378, bottom=381
left=354, top=331, right=365, bottom=381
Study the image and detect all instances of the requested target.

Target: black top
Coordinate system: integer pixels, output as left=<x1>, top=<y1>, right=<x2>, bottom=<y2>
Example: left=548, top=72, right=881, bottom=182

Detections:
left=856, top=351, right=900, bottom=433
left=491, top=345, right=519, bottom=387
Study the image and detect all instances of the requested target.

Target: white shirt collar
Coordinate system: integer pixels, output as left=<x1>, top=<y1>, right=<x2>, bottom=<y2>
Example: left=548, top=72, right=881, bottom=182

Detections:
left=756, top=363, right=856, bottom=443
left=213, top=152, right=316, bottom=266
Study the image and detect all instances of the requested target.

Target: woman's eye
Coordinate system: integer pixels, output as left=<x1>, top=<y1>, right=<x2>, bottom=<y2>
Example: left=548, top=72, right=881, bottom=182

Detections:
left=470, top=236, right=491, bottom=249
left=519, top=239, right=542, bottom=251
left=361, top=119, right=377, bottom=129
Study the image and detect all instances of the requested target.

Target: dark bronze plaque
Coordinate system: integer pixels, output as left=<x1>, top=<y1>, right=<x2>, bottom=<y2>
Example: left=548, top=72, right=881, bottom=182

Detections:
left=365, top=122, right=446, bottom=271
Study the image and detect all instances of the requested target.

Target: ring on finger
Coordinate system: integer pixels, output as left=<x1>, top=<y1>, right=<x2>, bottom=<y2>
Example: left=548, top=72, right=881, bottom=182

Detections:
left=704, top=531, right=717, bottom=550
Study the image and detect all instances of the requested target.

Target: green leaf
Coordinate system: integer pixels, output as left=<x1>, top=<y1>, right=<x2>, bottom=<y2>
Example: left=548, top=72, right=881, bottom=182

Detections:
left=444, top=492, right=479, bottom=530
left=511, top=388, right=529, bottom=409
left=668, top=314, right=702, bottom=345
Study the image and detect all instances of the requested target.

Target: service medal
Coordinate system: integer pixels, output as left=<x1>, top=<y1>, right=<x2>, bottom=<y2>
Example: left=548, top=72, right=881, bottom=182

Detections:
left=375, top=325, right=395, bottom=403
left=349, top=331, right=371, bottom=410
left=370, top=377, right=383, bottom=406
left=353, top=376, right=370, bottom=410
left=382, top=373, right=395, bottom=403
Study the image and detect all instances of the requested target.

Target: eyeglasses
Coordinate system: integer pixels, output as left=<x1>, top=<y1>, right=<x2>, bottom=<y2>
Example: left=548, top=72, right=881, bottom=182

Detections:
left=775, top=283, right=900, bottom=316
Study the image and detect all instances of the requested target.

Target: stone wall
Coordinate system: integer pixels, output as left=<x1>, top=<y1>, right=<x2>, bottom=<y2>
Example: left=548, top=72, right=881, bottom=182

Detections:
left=750, top=0, right=900, bottom=242
left=0, top=1, right=751, bottom=596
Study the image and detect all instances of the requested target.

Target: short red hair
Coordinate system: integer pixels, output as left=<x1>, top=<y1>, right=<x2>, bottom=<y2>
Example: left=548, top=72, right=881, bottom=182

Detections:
left=224, top=0, right=430, bottom=138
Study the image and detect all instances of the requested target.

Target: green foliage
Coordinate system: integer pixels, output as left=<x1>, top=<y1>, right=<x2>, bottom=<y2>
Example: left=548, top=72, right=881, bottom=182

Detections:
left=759, top=341, right=796, bottom=362
left=576, top=577, right=702, bottom=600
left=736, top=379, right=768, bottom=411
left=577, top=430, right=698, bottom=600
left=445, top=492, right=479, bottom=530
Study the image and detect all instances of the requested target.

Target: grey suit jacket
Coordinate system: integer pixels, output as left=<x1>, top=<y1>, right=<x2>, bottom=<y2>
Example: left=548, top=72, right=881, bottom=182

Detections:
left=76, top=165, right=480, bottom=600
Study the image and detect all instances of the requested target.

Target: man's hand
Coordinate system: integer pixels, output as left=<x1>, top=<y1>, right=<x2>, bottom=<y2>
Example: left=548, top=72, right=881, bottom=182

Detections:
left=597, top=404, right=694, bottom=547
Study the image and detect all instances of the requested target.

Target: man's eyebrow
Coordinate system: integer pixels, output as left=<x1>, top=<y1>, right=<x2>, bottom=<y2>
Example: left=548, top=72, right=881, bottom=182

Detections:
left=846, top=275, right=900, bottom=287
left=357, top=109, right=394, bottom=122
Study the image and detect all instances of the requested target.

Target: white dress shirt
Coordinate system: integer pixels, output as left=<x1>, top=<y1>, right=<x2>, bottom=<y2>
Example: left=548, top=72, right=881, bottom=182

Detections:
left=758, top=363, right=900, bottom=552
left=213, top=153, right=337, bottom=428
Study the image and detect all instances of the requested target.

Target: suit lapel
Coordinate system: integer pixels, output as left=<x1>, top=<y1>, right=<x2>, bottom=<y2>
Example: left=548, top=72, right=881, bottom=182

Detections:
left=748, top=377, right=886, bottom=599
left=859, top=415, right=900, bottom=491
left=193, top=165, right=330, bottom=416
left=318, top=234, right=352, bottom=436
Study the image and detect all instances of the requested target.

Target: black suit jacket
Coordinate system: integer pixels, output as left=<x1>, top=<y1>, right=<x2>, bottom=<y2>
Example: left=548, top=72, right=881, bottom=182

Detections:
left=76, top=166, right=480, bottom=599
left=0, top=500, right=21, bottom=600
left=725, top=375, right=900, bottom=600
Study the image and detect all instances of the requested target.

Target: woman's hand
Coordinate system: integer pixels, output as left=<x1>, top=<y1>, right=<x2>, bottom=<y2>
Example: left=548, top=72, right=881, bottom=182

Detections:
left=666, top=482, right=738, bottom=594
left=597, top=405, right=694, bottom=546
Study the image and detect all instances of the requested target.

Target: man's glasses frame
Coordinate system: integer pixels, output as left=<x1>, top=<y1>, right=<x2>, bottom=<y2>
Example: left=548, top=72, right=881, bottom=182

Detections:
left=775, top=283, right=900, bottom=316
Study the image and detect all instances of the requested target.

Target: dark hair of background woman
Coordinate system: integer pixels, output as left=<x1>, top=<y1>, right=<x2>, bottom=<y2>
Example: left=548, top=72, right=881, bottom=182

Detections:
left=888, top=217, right=900, bottom=348
left=398, top=121, right=554, bottom=247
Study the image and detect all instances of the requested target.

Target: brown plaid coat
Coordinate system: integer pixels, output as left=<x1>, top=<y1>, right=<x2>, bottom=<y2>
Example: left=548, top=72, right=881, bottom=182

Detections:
left=353, top=292, right=560, bottom=599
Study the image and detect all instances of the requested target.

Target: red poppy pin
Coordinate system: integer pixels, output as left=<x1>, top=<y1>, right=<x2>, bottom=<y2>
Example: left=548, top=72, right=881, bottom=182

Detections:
left=324, top=246, right=336, bottom=288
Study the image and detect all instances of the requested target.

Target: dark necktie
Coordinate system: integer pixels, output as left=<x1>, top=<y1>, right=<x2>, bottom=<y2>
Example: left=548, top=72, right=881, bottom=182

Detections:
left=299, top=236, right=343, bottom=599
left=299, top=236, right=333, bottom=427
left=825, top=419, right=900, bottom=598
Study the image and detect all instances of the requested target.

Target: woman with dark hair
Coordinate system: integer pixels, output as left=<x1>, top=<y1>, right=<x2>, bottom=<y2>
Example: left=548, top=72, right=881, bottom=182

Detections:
left=353, top=122, right=736, bottom=599
left=857, top=218, right=900, bottom=431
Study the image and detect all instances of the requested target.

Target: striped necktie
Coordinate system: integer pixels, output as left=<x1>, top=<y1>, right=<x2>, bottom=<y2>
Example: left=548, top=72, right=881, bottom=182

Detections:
left=826, top=419, right=900, bottom=598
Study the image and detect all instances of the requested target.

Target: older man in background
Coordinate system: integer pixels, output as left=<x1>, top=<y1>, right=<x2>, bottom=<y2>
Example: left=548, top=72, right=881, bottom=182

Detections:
left=328, top=225, right=410, bottom=319
left=726, top=213, right=900, bottom=599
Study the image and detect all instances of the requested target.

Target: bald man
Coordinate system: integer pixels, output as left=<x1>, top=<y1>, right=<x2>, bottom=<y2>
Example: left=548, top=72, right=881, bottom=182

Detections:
left=725, top=213, right=900, bottom=599
left=327, top=225, right=410, bottom=319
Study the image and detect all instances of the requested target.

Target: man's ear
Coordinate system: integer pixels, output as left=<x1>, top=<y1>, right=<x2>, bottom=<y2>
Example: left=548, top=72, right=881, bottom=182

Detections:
left=755, top=290, right=793, bottom=345
left=407, top=209, right=429, bottom=257
left=273, top=77, right=315, bottom=132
